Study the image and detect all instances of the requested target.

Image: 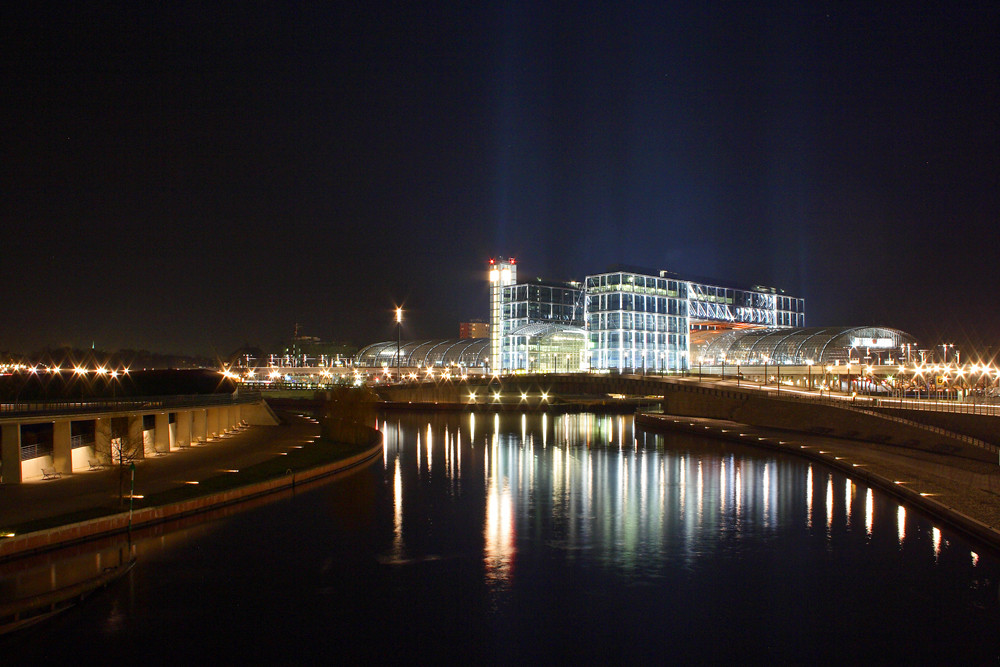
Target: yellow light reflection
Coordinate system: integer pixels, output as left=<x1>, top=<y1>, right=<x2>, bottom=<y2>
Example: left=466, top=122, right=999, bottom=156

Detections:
left=865, top=488, right=873, bottom=536
left=735, top=465, right=741, bottom=517
left=763, top=462, right=770, bottom=525
left=845, top=479, right=853, bottom=527
left=484, top=457, right=514, bottom=590
left=806, top=465, right=813, bottom=529
left=392, top=458, right=403, bottom=557
left=826, top=474, right=833, bottom=535
left=720, top=459, right=727, bottom=516
left=426, top=423, right=432, bottom=472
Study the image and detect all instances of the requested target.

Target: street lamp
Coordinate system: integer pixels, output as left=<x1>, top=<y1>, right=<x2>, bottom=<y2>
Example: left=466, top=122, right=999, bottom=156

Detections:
left=395, top=307, right=403, bottom=383
left=806, top=359, right=814, bottom=391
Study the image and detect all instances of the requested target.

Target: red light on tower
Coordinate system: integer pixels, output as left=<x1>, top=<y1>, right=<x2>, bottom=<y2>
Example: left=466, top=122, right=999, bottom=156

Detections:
left=489, top=258, right=495, bottom=265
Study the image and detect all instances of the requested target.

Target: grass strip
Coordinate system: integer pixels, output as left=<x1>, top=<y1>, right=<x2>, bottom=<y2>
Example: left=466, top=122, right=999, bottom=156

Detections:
left=141, top=438, right=369, bottom=506
left=3, top=438, right=370, bottom=537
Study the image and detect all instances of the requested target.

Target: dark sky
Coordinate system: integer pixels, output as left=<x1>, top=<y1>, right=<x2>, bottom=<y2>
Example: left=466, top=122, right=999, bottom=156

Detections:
left=3, top=2, right=998, bottom=356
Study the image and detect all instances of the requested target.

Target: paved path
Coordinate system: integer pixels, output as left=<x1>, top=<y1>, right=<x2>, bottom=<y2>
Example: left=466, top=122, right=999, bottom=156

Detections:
left=0, top=413, right=320, bottom=531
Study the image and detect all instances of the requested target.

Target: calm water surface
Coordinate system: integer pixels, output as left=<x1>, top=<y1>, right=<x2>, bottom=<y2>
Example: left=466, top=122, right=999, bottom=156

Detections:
left=4, top=411, right=999, bottom=662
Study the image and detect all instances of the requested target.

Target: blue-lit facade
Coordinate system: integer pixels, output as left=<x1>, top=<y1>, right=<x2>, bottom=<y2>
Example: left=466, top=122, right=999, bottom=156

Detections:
left=586, top=272, right=689, bottom=372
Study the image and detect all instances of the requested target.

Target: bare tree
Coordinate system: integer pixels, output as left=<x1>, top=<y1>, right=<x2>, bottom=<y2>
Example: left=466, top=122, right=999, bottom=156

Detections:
left=97, top=416, right=144, bottom=510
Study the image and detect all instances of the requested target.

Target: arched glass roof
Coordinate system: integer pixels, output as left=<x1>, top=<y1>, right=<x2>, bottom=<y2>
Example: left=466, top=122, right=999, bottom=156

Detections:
left=355, top=338, right=490, bottom=368
left=692, top=326, right=918, bottom=365
left=506, top=323, right=587, bottom=339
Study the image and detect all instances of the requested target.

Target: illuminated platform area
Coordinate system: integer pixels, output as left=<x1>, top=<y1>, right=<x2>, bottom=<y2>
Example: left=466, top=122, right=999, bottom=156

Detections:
left=355, top=339, right=489, bottom=372
left=692, top=326, right=918, bottom=366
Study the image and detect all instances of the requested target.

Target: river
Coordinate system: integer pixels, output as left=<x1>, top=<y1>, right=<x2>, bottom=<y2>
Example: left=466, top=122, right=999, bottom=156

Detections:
left=2, top=410, right=998, bottom=662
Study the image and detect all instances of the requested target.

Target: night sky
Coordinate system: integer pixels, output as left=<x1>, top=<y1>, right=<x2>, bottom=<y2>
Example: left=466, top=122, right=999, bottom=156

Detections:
left=3, top=2, right=998, bottom=356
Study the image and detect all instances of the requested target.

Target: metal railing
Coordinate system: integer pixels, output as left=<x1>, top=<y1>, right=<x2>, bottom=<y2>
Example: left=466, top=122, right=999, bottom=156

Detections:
left=19, top=443, right=53, bottom=461
left=70, top=435, right=95, bottom=449
left=0, top=390, right=262, bottom=420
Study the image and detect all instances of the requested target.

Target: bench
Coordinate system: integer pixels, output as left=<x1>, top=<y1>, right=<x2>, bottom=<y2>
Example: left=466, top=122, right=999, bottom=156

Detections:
left=41, top=467, right=62, bottom=480
left=88, top=459, right=107, bottom=470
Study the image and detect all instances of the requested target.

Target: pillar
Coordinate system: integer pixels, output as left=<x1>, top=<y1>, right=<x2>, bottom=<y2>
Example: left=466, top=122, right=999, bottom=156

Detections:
left=207, top=408, right=220, bottom=439
left=154, top=412, right=169, bottom=454
left=94, top=417, right=111, bottom=464
left=219, top=406, right=230, bottom=433
left=192, top=409, right=207, bottom=443
left=1, top=423, right=22, bottom=485
left=53, top=420, right=72, bottom=474
left=175, top=410, right=192, bottom=448
left=129, top=415, right=146, bottom=459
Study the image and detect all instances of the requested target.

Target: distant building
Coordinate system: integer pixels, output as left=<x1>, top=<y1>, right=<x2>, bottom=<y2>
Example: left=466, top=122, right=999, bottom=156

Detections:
left=459, top=320, right=489, bottom=339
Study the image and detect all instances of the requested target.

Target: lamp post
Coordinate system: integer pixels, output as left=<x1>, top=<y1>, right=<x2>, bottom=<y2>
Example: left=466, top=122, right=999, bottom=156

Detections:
left=762, top=355, right=769, bottom=388
left=806, top=359, right=814, bottom=391
left=395, top=307, right=403, bottom=383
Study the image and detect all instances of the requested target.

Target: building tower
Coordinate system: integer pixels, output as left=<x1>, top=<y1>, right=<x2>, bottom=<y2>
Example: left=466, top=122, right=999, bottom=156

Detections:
left=488, top=257, right=516, bottom=372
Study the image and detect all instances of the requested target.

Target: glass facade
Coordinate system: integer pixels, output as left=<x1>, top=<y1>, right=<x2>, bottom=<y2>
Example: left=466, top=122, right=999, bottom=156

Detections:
left=585, top=272, right=689, bottom=372
left=499, top=279, right=585, bottom=371
left=687, top=282, right=805, bottom=328
left=504, top=324, right=588, bottom=373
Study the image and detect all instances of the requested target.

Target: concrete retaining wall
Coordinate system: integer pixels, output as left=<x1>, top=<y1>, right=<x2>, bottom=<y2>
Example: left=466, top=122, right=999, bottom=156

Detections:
left=871, top=407, right=1000, bottom=447
left=663, top=383, right=997, bottom=463
left=241, top=400, right=281, bottom=426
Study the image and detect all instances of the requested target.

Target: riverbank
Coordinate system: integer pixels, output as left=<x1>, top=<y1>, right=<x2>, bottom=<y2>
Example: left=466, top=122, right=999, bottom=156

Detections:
left=637, top=412, right=1000, bottom=553
left=0, top=413, right=381, bottom=562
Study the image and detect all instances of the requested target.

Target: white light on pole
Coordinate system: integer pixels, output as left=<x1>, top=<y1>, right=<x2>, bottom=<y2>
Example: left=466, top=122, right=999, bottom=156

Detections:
left=395, top=307, right=403, bottom=382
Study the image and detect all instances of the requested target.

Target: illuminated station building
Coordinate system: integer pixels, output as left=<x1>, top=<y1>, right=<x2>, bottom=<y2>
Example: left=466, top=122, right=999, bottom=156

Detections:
left=489, top=258, right=809, bottom=374
left=355, top=257, right=916, bottom=376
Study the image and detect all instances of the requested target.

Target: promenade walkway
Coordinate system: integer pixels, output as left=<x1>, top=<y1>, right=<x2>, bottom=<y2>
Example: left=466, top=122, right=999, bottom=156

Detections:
left=639, top=413, right=1000, bottom=549
left=0, top=413, right=320, bottom=535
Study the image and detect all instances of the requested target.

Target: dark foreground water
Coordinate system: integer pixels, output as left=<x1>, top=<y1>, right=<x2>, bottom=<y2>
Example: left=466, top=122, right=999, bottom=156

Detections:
left=3, top=411, right=999, bottom=662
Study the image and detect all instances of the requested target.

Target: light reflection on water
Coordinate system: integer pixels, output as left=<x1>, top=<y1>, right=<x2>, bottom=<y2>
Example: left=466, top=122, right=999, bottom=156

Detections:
left=379, top=411, right=999, bottom=595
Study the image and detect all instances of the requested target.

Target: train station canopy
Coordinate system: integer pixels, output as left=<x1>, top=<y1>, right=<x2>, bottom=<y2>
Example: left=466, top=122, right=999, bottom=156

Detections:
left=355, top=339, right=489, bottom=369
left=691, top=326, right=918, bottom=366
